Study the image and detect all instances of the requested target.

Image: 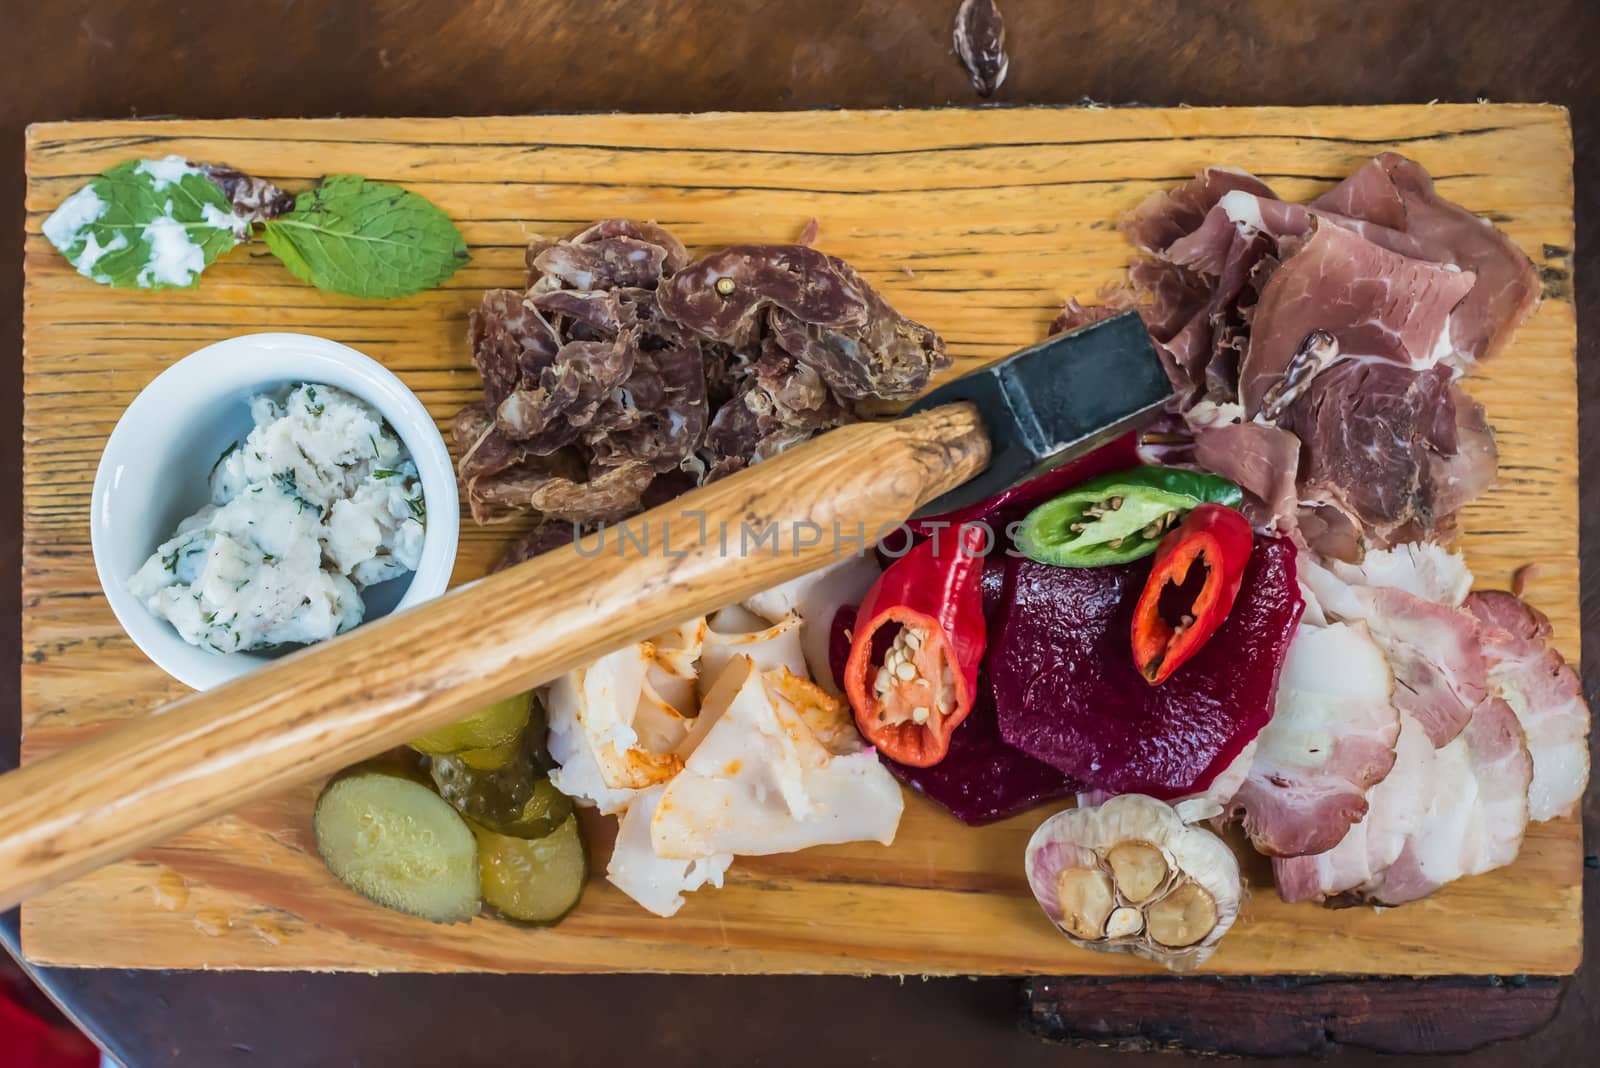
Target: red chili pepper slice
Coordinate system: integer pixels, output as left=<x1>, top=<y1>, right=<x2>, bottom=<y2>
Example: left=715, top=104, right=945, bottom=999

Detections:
left=844, top=523, right=988, bottom=767
left=1130, top=503, right=1254, bottom=685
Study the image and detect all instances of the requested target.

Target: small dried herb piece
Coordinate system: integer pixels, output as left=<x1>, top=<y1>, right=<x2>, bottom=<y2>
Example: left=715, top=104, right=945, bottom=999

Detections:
left=209, top=440, right=241, bottom=479
left=953, top=0, right=1009, bottom=97
left=197, top=163, right=295, bottom=227
left=262, top=175, right=470, bottom=300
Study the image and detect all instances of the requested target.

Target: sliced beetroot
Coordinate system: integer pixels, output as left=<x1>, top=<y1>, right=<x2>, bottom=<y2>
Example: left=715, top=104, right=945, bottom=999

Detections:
left=991, top=536, right=1302, bottom=799
left=828, top=604, right=1077, bottom=823
left=881, top=676, right=1082, bottom=824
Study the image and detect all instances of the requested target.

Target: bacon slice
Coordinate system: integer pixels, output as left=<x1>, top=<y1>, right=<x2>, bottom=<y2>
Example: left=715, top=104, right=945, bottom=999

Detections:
left=1300, top=556, right=1486, bottom=747
left=1230, top=621, right=1399, bottom=857
left=1465, top=590, right=1590, bottom=821
left=1273, top=710, right=1435, bottom=903
left=1358, top=696, right=1530, bottom=905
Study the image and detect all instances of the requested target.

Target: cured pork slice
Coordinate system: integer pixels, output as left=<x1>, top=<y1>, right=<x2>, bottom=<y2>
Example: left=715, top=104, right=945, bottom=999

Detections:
left=1069, top=156, right=1536, bottom=550
left=1240, top=221, right=1476, bottom=415
left=1465, top=590, right=1590, bottom=820
left=1358, top=696, right=1531, bottom=905
left=1192, top=422, right=1300, bottom=529
left=1280, top=363, right=1486, bottom=551
left=1230, top=622, right=1399, bottom=857
left=1123, top=167, right=1278, bottom=257
left=1300, top=556, right=1486, bottom=747
left=1312, top=153, right=1539, bottom=363
left=1273, top=710, right=1435, bottom=902
left=1327, top=542, right=1473, bottom=605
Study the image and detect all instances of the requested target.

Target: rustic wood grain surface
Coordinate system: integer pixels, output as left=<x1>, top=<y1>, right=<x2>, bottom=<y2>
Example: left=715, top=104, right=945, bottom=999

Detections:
left=17, top=105, right=1580, bottom=978
left=3, top=0, right=1597, bottom=1064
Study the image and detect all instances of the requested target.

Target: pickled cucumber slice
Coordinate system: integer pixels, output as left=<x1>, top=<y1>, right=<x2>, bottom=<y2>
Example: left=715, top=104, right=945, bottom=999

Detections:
left=429, top=747, right=574, bottom=839
left=476, top=815, right=586, bottom=926
left=409, top=692, right=533, bottom=756
left=313, top=769, right=480, bottom=923
left=456, top=738, right=521, bottom=771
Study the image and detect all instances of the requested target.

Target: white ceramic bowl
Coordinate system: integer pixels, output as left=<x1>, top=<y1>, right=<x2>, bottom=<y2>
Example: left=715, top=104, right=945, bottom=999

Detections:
left=92, top=333, right=459, bottom=691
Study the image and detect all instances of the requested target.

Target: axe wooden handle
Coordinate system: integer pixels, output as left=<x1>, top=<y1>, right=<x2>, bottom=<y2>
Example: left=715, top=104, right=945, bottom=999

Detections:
left=0, top=404, right=989, bottom=910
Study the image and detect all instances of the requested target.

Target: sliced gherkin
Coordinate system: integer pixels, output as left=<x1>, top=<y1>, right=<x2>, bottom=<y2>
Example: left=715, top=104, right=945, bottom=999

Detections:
left=409, top=692, right=532, bottom=756
left=475, top=815, right=587, bottom=926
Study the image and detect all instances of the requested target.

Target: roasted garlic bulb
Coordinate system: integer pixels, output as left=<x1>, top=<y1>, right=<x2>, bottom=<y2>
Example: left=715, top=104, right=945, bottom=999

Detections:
left=1024, top=793, right=1242, bottom=971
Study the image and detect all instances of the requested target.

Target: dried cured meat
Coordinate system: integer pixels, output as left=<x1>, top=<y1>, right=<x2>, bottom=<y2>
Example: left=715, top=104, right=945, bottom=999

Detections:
left=454, top=222, right=948, bottom=555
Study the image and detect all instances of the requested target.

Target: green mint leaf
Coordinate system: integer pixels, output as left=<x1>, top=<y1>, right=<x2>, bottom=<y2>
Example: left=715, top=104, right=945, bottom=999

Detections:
left=42, top=156, right=240, bottom=289
left=261, top=175, right=468, bottom=299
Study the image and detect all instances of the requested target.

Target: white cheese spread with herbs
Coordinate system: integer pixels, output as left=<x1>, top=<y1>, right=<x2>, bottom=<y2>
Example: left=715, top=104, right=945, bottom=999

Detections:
left=129, top=383, right=425, bottom=654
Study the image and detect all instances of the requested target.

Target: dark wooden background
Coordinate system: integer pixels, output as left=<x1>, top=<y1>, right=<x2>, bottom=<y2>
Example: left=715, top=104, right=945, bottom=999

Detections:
left=3, top=1, right=1595, bottom=1064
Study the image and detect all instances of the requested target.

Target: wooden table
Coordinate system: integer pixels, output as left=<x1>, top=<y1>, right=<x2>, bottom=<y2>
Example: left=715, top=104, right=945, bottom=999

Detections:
left=2, top=0, right=1595, bottom=1063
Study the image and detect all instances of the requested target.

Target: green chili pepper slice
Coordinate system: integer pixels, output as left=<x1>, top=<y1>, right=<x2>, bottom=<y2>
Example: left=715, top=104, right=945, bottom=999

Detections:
left=1016, top=466, right=1243, bottom=567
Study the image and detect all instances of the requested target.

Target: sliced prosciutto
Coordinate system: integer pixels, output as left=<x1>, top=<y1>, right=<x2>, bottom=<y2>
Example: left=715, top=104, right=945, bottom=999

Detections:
left=1312, top=153, right=1540, bottom=363
left=1279, top=362, right=1497, bottom=551
left=1123, top=167, right=1278, bottom=258
left=1063, top=154, right=1536, bottom=552
left=1238, top=221, right=1475, bottom=415
left=1229, top=621, right=1399, bottom=857
left=1358, top=696, right=1531, bottom=905
left=1465, top=590, right=1590, bottom=821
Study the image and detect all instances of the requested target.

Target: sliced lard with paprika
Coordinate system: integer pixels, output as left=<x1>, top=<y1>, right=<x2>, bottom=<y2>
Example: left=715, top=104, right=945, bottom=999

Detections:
left=653, top=656, right=903, bottom=860
left=547, top=641, right=690, bottom=813
left=700, top=605, right=807, bottom=684
left=741, top=553, right=881, bottom=695
left=606, top=784, right=733, bottom=918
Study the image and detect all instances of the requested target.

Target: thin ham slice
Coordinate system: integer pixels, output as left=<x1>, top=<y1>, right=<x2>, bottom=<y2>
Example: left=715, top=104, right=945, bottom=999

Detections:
left=1123, top=167, right=1278, bottom=256
left=1192, top=422, right=1300, bottom=529
left=1281, top=361, right=1495, bottom=550
left=1358, top=696, right=1530, bottom=905
left=1230, top=621, right=1399, bottom=857
left=1465, top=590, right=1590, bottom=821
left=1082, top=155, right=1536, bottom=552
left=1314, top=153, right=1540, bottom=363
left=1239, top=221, right=1476, bottom=415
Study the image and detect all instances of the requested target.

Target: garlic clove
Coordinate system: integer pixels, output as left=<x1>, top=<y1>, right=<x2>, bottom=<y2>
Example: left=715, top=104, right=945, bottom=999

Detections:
left=1105, top=905, right=1145, bottom=938
left=1104, top=839, right=1168, bottom=903
left=1145, top=882, right=1218, bottom=948
left=1055, top=867, right=1115, bottom=940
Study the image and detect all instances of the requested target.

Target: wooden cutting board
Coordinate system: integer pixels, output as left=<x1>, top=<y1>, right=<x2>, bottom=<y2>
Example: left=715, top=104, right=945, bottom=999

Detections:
left=19, top=105, right=1580, bottom=975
